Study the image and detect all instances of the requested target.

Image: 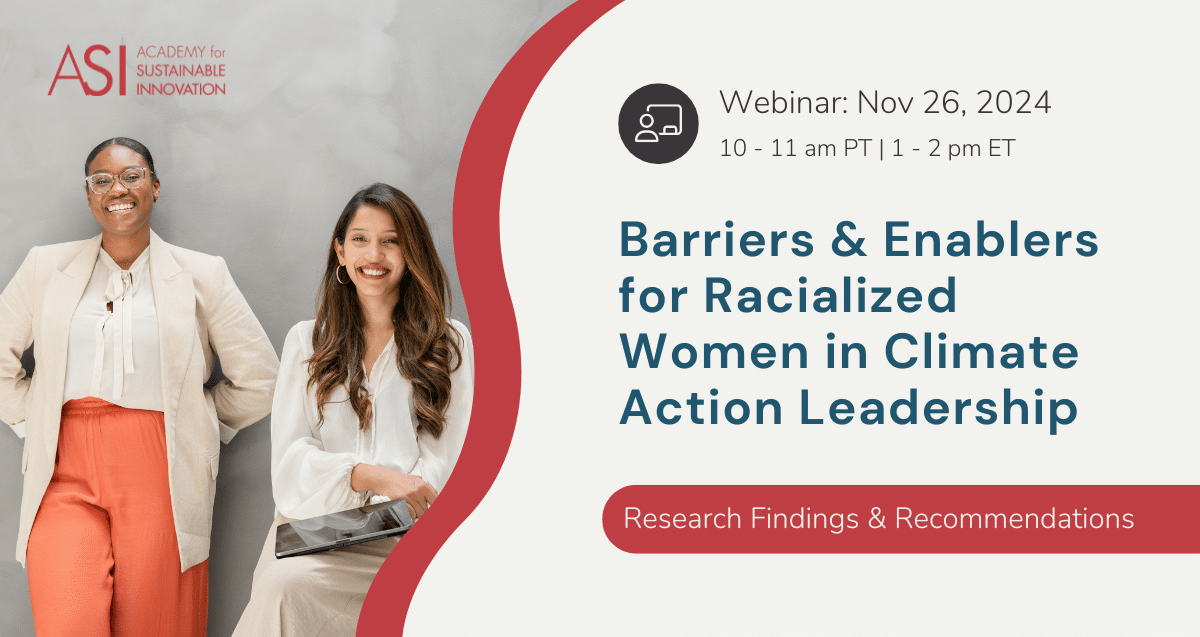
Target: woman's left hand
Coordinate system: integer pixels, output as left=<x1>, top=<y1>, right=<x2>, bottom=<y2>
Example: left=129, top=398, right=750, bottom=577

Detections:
left=351, top=463, right=438, bottom=518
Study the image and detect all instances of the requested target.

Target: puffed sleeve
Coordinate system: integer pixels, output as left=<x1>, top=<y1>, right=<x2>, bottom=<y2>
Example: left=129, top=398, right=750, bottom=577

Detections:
left=272, top=322, right=369, bottom=519
left=408, top=320, right=474, bottom=493
left=0, top=248, right=37, bottom=438
left=206, top=258, right=280, bottom=443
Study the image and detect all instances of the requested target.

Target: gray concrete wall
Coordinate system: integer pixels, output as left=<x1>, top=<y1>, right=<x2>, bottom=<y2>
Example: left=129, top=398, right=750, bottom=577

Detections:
left=0, top=1, right=573, bottom=634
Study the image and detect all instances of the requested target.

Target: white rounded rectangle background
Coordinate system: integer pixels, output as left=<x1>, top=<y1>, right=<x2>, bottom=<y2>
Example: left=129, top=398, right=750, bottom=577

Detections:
left=413, top=1, right=1196, bottom=635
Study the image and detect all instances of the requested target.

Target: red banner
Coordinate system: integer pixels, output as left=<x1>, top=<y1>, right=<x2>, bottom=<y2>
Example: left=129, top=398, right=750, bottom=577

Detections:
left=604, top=485, right=1200, bottom=553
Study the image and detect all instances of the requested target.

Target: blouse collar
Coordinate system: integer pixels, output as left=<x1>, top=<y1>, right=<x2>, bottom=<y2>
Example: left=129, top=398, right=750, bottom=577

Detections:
left=92, top=247, right=151, bottom=399
left=365, top=337, right=396, bottom=387
left=98, top=246, right=150, bottom=276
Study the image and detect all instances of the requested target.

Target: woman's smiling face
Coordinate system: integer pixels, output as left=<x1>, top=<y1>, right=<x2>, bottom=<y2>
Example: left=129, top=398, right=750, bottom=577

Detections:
left=85, top=145, right=159, bottom=240
left=336, top=204, right=407, bottom=304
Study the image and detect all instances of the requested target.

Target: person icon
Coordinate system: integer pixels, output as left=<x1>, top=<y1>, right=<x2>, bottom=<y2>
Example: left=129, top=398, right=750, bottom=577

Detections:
left=618, top=84, right=698, bottom=163
left=635, top=112, right=659, bottom=143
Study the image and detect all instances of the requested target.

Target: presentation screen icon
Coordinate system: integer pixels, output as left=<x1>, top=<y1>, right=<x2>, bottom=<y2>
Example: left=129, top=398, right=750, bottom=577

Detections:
left=636, top=104, right=684, bottom=142
left=619, top=84, right=698, bottom=163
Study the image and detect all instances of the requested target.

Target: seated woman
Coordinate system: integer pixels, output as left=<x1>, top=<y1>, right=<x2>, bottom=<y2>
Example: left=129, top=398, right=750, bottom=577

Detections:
left=233, top=183, right=473, bottom=636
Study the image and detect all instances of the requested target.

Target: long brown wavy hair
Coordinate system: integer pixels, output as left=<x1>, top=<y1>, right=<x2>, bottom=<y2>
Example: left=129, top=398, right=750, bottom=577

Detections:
left=307, top=183, right=461, bottom=436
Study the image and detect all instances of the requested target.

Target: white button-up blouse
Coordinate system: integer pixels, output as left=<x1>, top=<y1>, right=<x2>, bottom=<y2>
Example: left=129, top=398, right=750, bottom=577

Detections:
left=271, top=319, right=473, bottom=520
left=63, top=248, right=163, bottom=410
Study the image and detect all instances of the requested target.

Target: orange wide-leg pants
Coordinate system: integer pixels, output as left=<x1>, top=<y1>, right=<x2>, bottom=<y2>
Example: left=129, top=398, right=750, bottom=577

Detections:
left=26, top=397, right=208, bottom=637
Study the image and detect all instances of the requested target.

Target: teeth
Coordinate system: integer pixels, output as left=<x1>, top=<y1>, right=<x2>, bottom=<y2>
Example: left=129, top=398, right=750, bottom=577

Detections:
left=107, top=202, right=134, bottom=212
left=360, top=267, right=388, bottom=276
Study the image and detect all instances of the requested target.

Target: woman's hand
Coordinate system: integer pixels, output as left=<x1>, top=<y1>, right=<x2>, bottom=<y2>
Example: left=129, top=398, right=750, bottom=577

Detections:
left=351, top=463, right=439, bottom=519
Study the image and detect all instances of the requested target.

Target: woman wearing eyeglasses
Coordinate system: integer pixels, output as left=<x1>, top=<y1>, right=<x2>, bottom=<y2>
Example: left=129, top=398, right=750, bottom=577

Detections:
left=0, top=137, right=279, bottom=637
left=231, top=183, right=472, bottom=637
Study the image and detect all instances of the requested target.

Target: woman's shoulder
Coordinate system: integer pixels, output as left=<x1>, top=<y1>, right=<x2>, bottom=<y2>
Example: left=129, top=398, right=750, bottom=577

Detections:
left=289, top=319, right=317, bottom=338
left=158, top=240, right=226, bottom=275
left=7, top=236, right=102, bottom=288
left=447, top=318, right=470, bottom=344
left=29, top=235, right=102, bottom=268
left=283, top=320, right=317, bottom=357
left=445, top=319, right=472, bottom=368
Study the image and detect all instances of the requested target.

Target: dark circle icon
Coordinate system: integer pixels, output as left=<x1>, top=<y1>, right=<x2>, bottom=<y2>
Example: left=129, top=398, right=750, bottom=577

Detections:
left=618, top=83, right=698, bottom=164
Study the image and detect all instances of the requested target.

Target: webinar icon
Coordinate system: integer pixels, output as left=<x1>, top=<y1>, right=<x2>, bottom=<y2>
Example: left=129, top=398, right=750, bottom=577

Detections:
left=618, top=83, right=698, bottom=164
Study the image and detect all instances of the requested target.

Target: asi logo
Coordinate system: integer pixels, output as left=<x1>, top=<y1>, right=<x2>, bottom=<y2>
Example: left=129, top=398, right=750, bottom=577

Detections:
left=618, top=83, right=698, bottom=164
left=48, top=45, right=127, bottom=96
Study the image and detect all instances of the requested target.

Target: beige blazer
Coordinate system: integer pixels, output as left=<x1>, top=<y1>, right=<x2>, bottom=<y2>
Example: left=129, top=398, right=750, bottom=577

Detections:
left=0, top=231, right=279, bottom=571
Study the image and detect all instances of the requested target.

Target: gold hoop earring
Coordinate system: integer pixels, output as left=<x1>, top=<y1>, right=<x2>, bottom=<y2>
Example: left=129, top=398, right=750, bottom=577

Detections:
left=336, top=265, right=348, bottom=285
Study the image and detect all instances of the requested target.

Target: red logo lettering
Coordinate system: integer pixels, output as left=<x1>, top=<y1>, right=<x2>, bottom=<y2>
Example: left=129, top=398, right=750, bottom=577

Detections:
left=49, top=45, right=127, bottom=96
left=48, top=46, right=86, bottom=95
left=83, top=45, right=113, bottom=95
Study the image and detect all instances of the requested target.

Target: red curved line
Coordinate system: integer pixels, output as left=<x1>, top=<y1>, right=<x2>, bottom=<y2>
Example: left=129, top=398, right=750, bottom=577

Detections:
left=357, top=1, right=624, bottom=634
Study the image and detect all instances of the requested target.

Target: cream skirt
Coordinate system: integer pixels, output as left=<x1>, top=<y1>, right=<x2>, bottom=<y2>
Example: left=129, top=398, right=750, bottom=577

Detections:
left=231, top=512, right=399, bottom=637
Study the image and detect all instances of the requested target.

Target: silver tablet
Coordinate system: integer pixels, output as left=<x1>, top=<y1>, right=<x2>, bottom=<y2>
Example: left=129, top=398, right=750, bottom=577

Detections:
left=275, top=498, right=415, bottom=559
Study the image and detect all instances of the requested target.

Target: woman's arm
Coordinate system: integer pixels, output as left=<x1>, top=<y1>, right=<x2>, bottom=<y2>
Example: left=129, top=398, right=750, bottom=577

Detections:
left=0, top=248, right=38, bottom=437
left=272, top=323, right=370, bottom=519
left=349, top=463, right=438, bottom=519
left=206, top=258, right=280, bottom=440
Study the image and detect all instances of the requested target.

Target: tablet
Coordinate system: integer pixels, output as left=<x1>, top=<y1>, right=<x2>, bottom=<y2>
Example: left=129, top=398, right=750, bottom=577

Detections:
left=275, top=498, right=415, bottom=559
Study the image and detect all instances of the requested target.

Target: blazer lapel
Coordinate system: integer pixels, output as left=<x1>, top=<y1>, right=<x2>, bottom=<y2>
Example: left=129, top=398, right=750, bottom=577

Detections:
left=39, top=234, right=102, bottom=459
left=149, top=231, right=195, bottom=425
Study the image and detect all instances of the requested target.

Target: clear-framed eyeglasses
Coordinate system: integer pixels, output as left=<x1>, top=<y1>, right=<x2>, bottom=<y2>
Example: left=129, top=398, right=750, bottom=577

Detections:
left=85, top=167, right=152, bottom=195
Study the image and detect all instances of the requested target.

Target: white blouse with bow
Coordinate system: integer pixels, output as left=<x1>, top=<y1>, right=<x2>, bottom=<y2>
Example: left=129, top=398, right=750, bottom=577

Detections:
left=63, top=248, right=162, bottom=410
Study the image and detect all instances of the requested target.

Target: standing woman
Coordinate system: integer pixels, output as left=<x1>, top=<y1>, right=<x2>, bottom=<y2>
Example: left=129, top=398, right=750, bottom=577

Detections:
left=232, top=183, right=473, bottom=636
left=0, top=137, right=279, bottom=636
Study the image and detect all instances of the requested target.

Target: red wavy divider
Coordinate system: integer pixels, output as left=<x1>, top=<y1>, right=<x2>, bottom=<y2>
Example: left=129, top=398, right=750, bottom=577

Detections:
left=357, top=1, right=624, bottom=634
